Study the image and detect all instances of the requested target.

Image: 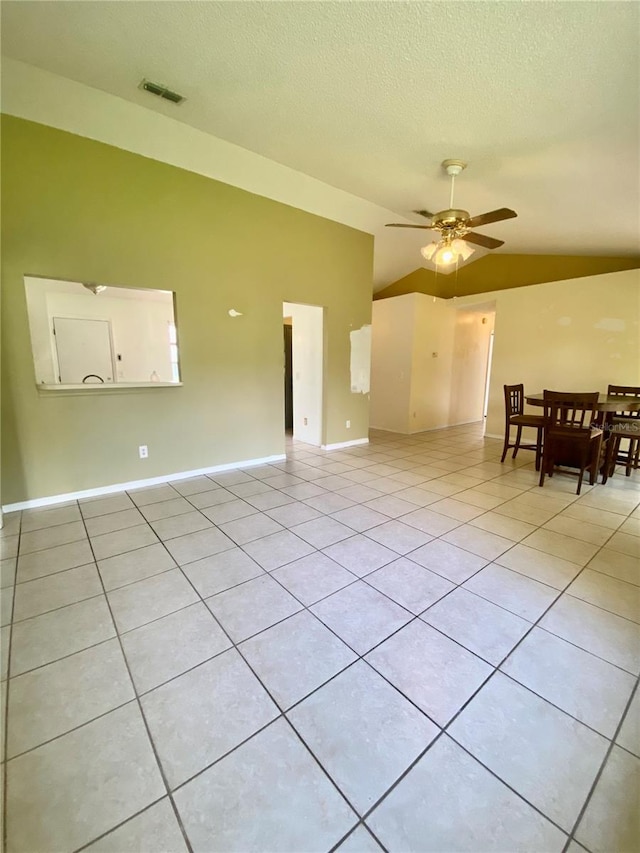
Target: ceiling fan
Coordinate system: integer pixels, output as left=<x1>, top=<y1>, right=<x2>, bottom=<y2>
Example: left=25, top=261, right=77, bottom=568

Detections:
left=386, top=159, right=517, bottom=266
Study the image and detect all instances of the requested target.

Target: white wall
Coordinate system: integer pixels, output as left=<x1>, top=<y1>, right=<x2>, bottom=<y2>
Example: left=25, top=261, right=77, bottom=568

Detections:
left=410, top=296, right=456, bottom=432
left=456, top=269, right=640, bottom=436
left=449, top=306, right=495, bottom=425
left=283, top=302, right=324, bottom=445
left=25, top=277, right=175, bottom=384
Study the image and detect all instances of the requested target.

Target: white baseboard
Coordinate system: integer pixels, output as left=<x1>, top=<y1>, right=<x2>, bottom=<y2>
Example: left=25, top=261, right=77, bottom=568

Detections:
left=321, top=438, right=369, bottom=451
left=2, top=453, right=287, bottom=513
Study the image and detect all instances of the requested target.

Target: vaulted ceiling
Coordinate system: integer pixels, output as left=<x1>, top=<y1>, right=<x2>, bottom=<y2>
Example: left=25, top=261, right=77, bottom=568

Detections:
left=2, top=1, right=639, bottom=289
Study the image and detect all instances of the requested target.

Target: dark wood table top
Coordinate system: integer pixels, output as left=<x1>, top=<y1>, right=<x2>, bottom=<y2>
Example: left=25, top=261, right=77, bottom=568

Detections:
left=526, top=393, right=640, bottom=412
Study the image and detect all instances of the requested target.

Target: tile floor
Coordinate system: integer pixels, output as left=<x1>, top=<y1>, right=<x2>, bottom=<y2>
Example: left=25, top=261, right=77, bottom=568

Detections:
left=1, top=423, right=639, bottom=852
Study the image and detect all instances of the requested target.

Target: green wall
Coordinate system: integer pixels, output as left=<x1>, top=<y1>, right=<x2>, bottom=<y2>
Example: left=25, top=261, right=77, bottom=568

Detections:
left=1, top=116, right=373, bottom=505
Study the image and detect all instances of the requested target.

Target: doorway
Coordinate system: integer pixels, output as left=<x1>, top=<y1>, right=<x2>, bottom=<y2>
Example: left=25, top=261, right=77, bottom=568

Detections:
left=283, top=320, right=293, bottom=432
left=53, top=316, right=115, bottom=384
left=282, top=302, right=324, bottom=446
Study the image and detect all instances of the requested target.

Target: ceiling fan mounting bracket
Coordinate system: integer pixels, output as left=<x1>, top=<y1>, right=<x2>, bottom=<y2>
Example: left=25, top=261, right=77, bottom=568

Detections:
left=442, top=159, right=467, bottom=177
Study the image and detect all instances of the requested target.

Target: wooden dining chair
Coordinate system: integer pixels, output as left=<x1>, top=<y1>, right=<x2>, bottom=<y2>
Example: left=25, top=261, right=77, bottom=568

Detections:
left=538, top=391, right=603, bottom=495
left=602, top=384, right=640, bottom=482
left=500, top=384, right=545, bottom=470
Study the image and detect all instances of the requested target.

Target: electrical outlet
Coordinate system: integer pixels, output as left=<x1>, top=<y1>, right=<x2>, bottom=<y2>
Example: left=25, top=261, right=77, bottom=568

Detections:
left=346, top=420, right=351, bottom=429
left=139, top=445, right=148, bottom=459
left=303, top=417, right=308, bottom=426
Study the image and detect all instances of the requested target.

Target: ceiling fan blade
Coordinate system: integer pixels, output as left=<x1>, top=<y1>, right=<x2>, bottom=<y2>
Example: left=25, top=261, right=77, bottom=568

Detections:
left=464, top=231, right=505, bottom=249
left=385, top=223, right=436, bottom=229
left=413, top=209, right=435, bottom=220
left=466, top=208, right=517, bottom=228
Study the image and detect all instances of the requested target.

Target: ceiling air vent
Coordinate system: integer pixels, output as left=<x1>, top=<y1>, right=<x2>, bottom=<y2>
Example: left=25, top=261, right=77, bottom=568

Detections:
left=139, top=79, right=186, bottom=105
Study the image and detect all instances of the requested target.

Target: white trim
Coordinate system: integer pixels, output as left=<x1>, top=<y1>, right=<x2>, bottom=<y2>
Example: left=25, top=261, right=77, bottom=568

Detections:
left=484, top=432, right=504, bottom=440
left=320, top=438, right=369, bottom=450
left=2, top=453, right=286, bottom=513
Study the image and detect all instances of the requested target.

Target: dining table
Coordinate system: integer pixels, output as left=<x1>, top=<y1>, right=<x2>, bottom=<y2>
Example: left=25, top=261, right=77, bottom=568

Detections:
left=525, top=392, right=640, bottom=425
left=525, top=392, right=640, bottom=480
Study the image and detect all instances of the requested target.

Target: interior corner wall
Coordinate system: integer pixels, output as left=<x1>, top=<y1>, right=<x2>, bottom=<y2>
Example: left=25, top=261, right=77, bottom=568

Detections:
left=456, top=269, right=640, bottom=437
left=370, top=293, right=456, bottom=434
left=370, top=295, right=416, bottom=432
left=409, top=296, right=455, bottom=432
left=1, top=116, right=373, bottom=505
left=449, top=307, right=495, bottom=426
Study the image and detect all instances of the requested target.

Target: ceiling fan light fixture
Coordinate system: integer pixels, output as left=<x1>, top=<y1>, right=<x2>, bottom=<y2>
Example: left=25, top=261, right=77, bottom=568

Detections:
left=451, top=238, right=475, bottom=261
left=420, top=242, right=438, bottom=260
left=434, top=243, right=457, bottom=266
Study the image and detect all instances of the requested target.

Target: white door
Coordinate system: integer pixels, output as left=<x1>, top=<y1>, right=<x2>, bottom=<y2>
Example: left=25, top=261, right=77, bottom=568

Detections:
left=53, top=317, right=115, bottom=384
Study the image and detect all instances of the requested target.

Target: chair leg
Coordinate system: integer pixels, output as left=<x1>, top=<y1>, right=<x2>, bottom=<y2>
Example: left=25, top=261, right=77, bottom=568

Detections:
left=500, top=426, right=510, bottom=463
left=535, top=427, right=543, bottom=472
left=602, top=433, right=619, bottom=484
left=512, top=426, right=523, bottom=460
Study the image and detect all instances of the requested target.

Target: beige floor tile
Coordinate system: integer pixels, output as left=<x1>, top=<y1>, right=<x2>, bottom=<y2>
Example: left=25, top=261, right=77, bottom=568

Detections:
left=501, top=627, right=635, bottom=737
left=401, top=507, right=462, bottom=536
left=141, top=649, right=279, bottom=788
left=80, top=493, right=136, bottom=517
left=409, top=539, right=488, bottom=583
left=122, top=601, right=231, bottom=693
left=20, top=505, right=81, bottom=533
left=322, top=535, right=397, bottom=577
left=271, top=552, right=355, bottom=606
left=10, top=596, right=116, bottom=675
left=495, top=543, right=582, bottom=589
left=540, top=594, right=640, bottom=675
left=13, top=563, right=102, bottom=621
left=366, top=558, right=455, bottom=615
left=575, top=746, right=640, bottom=853
left=442, top=524, right=514, bottom=561
left=587, top=547, right=640, bottom=586
left=84, top=508, right=146, bottom=537
left=139, top=496, right=194, bottom=522
left=239, top=611, right=357, bottom=709
left=174, top=718, right=357, bottom=852
left=150, top=510, right=213, bottom=541
left=463, top=564, right=559, bottom=622
left=17, top=539, right=95, bottom=583
left=181, top=547, right=264, bottom=597
left=18, top=520, right=86, bottom=555
left=91, top=524, right=159, bottom=560
left=7, top=639, right=134, bottom=757
left=367, top=735, right=566, bottom=853
left=311, top=581, right=412, bottom=655
left=616, top=688, right=639, bottom=757
left=97, top=543, right=176, bottom=591
left=606, top=530, right=640, bottom=558
left=206, top=574, right=302, bottom=642
left=543, top=515, right=615, bottom=546
left=567, top=570, right=640, bottom=623
left=422, top=587, right=530, bottom=665
left=366, top=619, right=492, bottom=726
left=449, top=673, right=608, bottom=831
left=107, top=569, right=199, bottom=633
left=164, top=527, right=235, bottom=565
left=470, top=511, right=537, bottom=542
left=520, top=528, right=599, bottom=566
left=288, top=661, right=438, bottom=814
left=6, top=703, right=164, bottom=853
left=85, top=799, right=188, bottom=853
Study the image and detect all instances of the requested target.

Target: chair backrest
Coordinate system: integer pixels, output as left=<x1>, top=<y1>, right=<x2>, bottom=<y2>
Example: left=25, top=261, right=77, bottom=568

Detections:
left=504, top=384, right=524, bottom=419
left=543, top=390, right=600, bottom=430
left=607, top=384, right=640, bottom=419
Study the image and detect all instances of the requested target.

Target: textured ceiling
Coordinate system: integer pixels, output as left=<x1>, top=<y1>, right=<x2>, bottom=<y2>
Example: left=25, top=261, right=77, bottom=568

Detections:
left=2, top=1, right=639, bottom=287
